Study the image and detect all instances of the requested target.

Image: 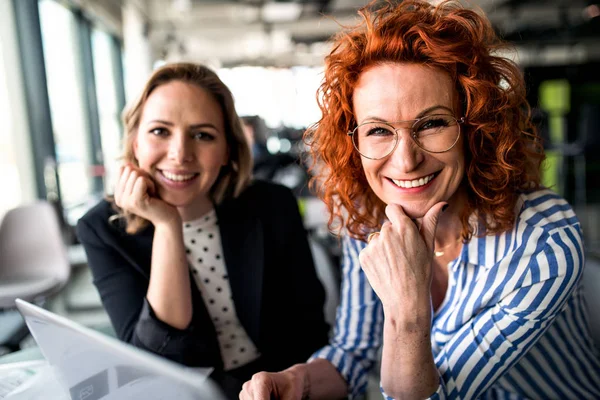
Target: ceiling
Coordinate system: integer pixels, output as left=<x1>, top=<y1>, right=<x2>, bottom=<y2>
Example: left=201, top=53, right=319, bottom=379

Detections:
left=143, top=0, right=372, bottom=66
left=90, top=0, right=600, bottom=67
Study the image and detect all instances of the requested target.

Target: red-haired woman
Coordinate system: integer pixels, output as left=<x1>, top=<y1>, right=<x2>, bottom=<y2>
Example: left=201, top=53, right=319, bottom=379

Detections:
left=241, top=1, right=600, bottom=399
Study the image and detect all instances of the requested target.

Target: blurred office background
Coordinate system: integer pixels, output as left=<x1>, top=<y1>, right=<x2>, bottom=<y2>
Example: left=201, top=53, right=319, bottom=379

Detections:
left=1, top=0, right=600, bottom=397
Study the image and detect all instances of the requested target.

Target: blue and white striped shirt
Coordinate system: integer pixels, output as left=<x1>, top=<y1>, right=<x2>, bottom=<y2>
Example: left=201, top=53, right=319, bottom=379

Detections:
left=310, top=189, right=600, bottom=399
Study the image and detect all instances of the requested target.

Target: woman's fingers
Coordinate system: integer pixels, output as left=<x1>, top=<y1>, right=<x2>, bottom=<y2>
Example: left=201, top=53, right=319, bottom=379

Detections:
left=239, top=380, right=253, bottom=399
left=254, top=373, right=275, bottom=400
left=367, top=231, right=380, bottom=243
left=239, top=371, right=303, bottom=400
left=420, top=202, right=447, bottom=253
left=123, top=168, right=139, bottom=199
left=132, top=167, right=156, bottom=196
left=112, top=163, right=178, bottom=225
left=384, top=203, right=423, bottom=236
left=384, top=203, right=410, bottom=226
left=253, top=386, right=272, bottom=400
left=382, top=202, right=447, bottom=254
left=114, top=165, right=131, bottom=206
left=114, top=163, right=156, bottom=213
left=119, top=168, right=138, bottom=211
left=240, top=373, right=275, bottom=400
left=132, top=175, right=150, bottom=204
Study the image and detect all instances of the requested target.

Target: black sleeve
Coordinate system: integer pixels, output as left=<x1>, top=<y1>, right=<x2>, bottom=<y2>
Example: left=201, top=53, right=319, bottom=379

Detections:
left=261, top=185, right=331, bottom=369
left=75, top=217, right=210, bottom=365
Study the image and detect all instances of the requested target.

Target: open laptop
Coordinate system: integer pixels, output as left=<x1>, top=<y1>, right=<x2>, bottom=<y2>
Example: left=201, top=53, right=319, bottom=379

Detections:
left=14, top=299, right=226, bottom=400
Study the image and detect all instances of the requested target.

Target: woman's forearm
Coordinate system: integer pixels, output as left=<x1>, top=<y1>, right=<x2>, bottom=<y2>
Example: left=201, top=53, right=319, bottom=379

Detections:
left=146, top=221, right=193, bottom=329
left=380, top=305, right=439, bottom=399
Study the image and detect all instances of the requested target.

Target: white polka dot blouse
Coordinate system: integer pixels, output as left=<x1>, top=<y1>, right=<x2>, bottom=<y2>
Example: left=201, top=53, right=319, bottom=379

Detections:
left=183, top=209, right=260, bottom=371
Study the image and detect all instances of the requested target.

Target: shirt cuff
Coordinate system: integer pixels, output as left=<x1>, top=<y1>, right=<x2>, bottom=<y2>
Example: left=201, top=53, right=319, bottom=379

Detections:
left=134, top=298, right=193, bottom=355
left=381, top=375, right=445, bottom=400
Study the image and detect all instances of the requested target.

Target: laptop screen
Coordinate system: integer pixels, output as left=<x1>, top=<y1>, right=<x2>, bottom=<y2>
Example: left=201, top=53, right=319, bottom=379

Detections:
left=16, top=299, right=225, bottom=400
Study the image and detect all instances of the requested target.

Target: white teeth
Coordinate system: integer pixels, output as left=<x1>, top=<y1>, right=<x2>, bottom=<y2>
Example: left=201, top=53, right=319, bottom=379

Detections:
left=162, top=171, right=196, bottom=182
left=391, top=173, right=435, bottom=188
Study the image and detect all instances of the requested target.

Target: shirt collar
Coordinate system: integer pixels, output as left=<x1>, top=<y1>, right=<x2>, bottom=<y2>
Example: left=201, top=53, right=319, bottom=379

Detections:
left=453, top=196, right=525, bottom=271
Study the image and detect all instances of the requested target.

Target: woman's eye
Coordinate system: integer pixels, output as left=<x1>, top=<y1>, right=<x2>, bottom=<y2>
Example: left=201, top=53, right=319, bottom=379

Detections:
left=149, top=128, right=167, bottom=136
left=418, top=118, right=449, bottom=131
left=193, top=131, right=215, bottom=141
left=366, top=126, right=393, bottom=136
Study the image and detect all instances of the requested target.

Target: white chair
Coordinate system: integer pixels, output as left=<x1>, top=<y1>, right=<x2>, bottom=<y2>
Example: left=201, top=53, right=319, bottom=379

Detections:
left=0, top=201, right=70, bottom=309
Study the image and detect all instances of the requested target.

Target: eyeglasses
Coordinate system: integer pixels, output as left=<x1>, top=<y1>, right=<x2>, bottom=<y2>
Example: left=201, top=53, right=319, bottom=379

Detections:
left=347, top=114, right=465, bottom=160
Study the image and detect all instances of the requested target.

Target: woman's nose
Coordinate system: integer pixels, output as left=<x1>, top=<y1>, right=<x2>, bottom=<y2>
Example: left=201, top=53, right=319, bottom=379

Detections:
left=388, top=131, right=423, bottom=172
left=168, top=136, right=193, bottom=163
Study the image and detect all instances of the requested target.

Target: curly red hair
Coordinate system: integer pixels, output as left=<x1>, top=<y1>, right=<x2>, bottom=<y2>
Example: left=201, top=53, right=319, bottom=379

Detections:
left=305, top=0, right=545, bottom=242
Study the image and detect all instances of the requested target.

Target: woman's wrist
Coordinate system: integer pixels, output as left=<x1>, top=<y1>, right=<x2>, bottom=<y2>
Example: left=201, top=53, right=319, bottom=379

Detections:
left=383, top=299, right=432, bottom=334
left=286, top=363, right=311, bottom=399
left=152, top=213, right=182, bottom=231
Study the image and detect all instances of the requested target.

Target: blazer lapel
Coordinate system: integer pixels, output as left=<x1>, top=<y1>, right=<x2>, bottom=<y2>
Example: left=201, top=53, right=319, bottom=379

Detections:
left=216, top=202, right=265, bottom=344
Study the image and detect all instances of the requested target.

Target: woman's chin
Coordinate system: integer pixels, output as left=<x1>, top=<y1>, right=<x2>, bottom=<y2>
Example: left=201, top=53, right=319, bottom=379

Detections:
left=158, top=191, right=214, bottom=218
left=386, top=201, right=427, bottom=220
left=158, top=195, right=190, bottom=209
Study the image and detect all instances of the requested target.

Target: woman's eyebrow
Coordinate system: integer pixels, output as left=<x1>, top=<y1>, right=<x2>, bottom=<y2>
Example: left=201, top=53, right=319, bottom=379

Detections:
left=360, top=105, right=455, bottom=124
left=189, top=123, right=219, bottom=130
left=147, top=119, right=173, bottom=126
left=415, top=105, right=454, bottom=118
left=146, top=120, right=219, bottom=131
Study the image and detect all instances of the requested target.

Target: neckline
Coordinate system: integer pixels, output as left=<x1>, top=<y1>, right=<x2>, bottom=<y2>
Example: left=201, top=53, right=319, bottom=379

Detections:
left=182, top=209, right=217, bottom=231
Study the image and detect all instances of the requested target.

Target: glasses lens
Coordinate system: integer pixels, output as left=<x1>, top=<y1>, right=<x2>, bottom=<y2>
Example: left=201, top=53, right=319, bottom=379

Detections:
left=353, top=122, right=398, bottom=159
left=412, top=115, right=460, bottom=153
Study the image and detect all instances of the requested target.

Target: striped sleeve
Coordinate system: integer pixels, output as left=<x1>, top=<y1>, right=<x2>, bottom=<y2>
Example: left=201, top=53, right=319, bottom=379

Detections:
left=309, top=235, right=384, bottom=398
left=425, top=224, right=584, bottom=399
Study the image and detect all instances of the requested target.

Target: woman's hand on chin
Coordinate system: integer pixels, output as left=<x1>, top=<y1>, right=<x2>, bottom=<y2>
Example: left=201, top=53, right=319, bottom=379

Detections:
left=359, top=202, right=447, bottom=327
left=114, top=163, right=180, bottom=227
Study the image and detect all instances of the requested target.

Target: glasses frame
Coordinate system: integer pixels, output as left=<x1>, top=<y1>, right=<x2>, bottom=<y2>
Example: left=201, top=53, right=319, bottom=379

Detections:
left=347, top=114, right=466, bottom=160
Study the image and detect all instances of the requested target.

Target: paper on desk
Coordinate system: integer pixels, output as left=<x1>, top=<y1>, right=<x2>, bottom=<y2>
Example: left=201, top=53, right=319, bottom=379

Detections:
left=188, top=367, right=213, bottom=380
left=6, top=365, right=213, bottom=400
left=5, top=364, right=69, bottom=400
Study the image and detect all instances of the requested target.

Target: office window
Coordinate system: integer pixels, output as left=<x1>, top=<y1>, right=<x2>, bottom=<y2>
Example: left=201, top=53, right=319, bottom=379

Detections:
left=39, top=0, right=92, bottom=210
left=92, top=29, right=122, bottom=193
left=0, top=34, right=23, bottom=217
left=218, top=66, right=323, bottom=129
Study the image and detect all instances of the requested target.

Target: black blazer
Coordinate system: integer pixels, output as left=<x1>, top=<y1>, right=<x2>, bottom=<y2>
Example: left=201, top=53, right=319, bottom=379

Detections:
left=76, top=181, right=329, bottom=396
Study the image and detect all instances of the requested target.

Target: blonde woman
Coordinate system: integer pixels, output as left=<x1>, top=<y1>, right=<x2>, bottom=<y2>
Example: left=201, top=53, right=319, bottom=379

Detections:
left=76, top=63, right=329, bottom=398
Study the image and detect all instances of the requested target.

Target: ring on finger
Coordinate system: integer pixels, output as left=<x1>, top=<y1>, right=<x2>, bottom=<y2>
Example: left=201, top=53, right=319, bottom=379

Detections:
left=367, top=231, right=380, bottom=243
